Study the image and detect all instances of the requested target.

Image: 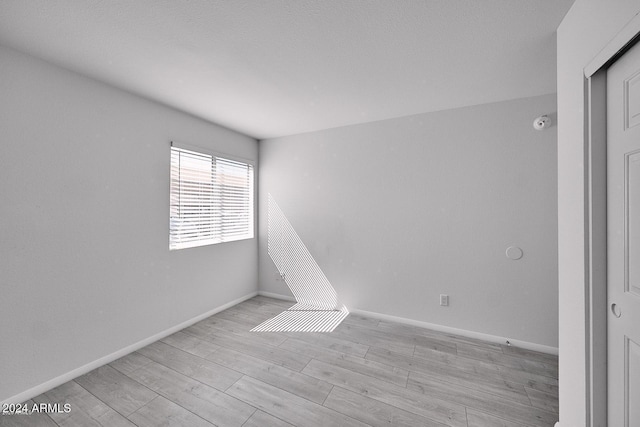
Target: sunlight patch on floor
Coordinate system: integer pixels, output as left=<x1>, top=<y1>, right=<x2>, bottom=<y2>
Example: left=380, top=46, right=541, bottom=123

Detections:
left=251, top=305, right=349, bottom=333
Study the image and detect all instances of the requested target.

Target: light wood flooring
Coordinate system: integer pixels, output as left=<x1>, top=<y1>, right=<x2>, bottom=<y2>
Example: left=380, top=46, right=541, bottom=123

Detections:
left=2, top=296, right=559, bottom=427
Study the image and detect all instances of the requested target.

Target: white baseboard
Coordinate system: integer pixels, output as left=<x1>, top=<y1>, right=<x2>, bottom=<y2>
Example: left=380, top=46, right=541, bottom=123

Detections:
left=257, top=291, right=558, bottom=356
left=1, top=291, right=258, bottom=406
left=258, top=290, right=296, bottom=302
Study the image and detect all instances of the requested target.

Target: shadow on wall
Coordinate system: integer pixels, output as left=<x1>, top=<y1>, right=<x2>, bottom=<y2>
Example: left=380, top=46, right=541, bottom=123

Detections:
left=252, top=194, right=348, bottom=332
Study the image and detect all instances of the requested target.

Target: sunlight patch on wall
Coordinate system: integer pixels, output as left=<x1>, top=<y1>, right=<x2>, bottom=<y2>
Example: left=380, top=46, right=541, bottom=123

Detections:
left=252, top=194, right=347, bottom=332
left=267, top=193, right=338, bottom=310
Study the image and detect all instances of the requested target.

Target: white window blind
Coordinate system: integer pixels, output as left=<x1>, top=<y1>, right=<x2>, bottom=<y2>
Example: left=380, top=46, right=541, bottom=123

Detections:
left=170, top=145, right=254, bottom=250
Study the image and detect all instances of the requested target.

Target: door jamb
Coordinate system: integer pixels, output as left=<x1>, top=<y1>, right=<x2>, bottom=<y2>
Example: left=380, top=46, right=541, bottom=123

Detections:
left=584, top=65, right=607, bottom=427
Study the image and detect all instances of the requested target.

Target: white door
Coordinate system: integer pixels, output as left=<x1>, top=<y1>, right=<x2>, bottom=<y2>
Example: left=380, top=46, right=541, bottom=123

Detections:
left=608, top=40, right=640, bottom=426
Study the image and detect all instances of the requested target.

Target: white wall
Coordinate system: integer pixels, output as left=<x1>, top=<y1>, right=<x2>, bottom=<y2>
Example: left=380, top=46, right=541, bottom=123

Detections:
left=0, top=45, right=258, bottom=402
left=557, top=1, right=640, bottom=425
left=259, top=94, right=558, bottom=349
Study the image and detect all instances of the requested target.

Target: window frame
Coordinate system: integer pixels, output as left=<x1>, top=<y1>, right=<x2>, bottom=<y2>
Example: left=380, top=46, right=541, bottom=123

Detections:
left=169, top=141, right=255, bottom=250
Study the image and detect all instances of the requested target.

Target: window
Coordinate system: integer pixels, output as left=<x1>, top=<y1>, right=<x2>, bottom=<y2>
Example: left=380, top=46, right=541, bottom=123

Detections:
left=169, top=143, right=254, bottom=250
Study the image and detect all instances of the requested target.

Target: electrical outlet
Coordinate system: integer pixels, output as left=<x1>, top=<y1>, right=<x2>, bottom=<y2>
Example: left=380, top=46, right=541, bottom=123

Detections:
left=439, top=294, right=449, bottom=306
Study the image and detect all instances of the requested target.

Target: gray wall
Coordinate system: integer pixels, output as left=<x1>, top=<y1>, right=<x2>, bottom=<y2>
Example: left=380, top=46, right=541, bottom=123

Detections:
left=259, top=94, right=558, bottom=348
left=0, top=45, right=258, bottom=402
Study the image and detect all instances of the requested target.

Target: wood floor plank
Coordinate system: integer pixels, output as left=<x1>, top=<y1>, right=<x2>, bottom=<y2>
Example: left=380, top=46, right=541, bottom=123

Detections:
left=525, top=387, right=559, bottom=414
left=525, top=380, right=559, bottom=398
left=341, top=313, right=380, bottom=329
left=323, top=386, right=449, bottom=427
left=302, top=359, right=468, bottom=427
left=367, top=345, right=551, bottom=403
left=128, top=396, right=215, bottom=427
left=0, top=400, right=58, bottom=427
left=411, top=337, right=458, bottom=355
left=52, top=409, right=110, bottom=427
left=281, top=331, right=370, bottom=357
left=36, top=381, right=108, bottom=422
left=216, top=303, right=266, bottom=316
left=411, top=345, right=558, bottom=386
left=210, top=308, right=271, bottom=328
left=280, top=337, right=409, bottom=387
left=215, top=313, right=272, bottom=332
left=68, top=410, right=135, bottom=427
left=226, top=376, right=369, bottom=427
left=74, top=365, right=157, bottom=417
left=221, top=305, right=292, bottom=329
left=34, top=380, right=135, bottom=427
left=205, top=346, right=333, bottom=404
left=127, top=361, right=255, bottom=427
left=407, top=367, right=531, bottom=405
left=407, top=371, right=558, bottom=426
left=500, top=345, right=558, bottom=366
left=203, top=314, right=287, bottom=343
left=109, top=351, right=153, bottom=375
left=466, top=409, right=528, bottom=427
left=241, top=410, right=294, bottom=427
left=331, top=323, right=416, bottom=356
left=193, top=317, right=288, bottom=347
left=341, top=318, right=457, bottom=355
left=136, top=341, right=242, bottom=391
left=161, top=331, right=221, bottom=358
left=183, top=323, right=311, bottom=372
left=456, top=343, right=558, bottom=379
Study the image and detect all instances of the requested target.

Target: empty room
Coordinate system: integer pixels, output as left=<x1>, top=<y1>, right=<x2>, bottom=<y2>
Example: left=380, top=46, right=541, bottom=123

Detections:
left=1, top=1, right=638, bottom=426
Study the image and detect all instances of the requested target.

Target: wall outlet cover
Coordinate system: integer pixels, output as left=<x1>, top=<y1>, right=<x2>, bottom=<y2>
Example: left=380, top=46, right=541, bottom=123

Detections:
left=439, top=294, right=449, bottom=306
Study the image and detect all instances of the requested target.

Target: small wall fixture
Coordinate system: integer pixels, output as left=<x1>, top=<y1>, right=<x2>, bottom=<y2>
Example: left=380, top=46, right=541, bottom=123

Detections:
left=506, top=246, right=523, bottom=260
left=533, top=115, right=551, bottom=131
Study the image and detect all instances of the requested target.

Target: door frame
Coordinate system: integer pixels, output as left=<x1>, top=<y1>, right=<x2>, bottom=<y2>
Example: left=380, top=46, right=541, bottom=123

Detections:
left=583, top=13, right=640, bottom=427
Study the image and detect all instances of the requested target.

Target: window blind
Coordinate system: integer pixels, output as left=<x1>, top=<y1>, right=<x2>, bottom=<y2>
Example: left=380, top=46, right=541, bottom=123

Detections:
left=170, top=145, right=254, bottom=250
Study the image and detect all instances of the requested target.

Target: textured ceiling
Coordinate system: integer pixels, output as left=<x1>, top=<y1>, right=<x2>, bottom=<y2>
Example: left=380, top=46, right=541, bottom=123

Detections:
left=0, top=1, right=574, bottom=139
